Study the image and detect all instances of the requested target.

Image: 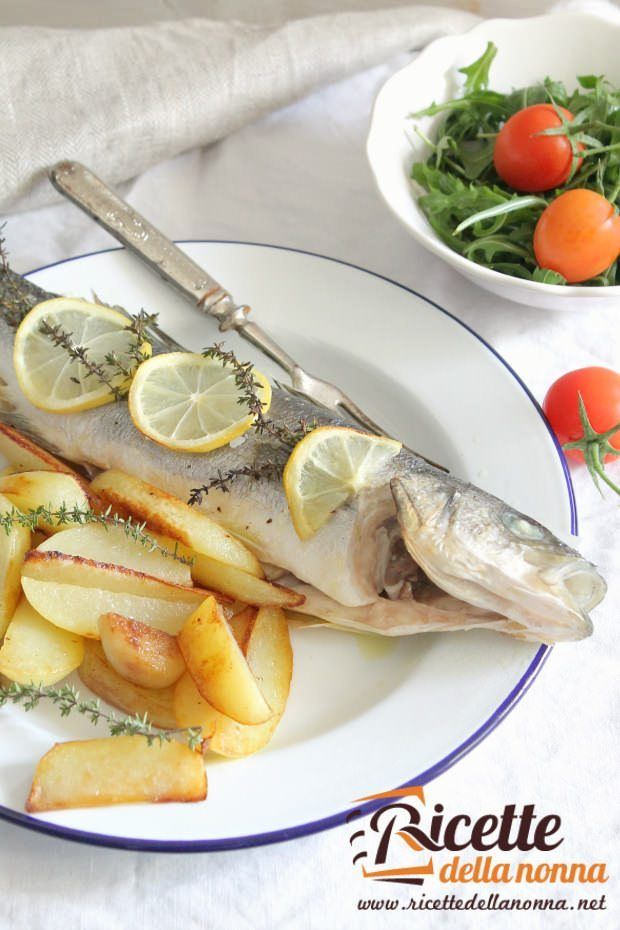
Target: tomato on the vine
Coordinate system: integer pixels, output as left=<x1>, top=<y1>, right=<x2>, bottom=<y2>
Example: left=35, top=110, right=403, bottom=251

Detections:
left=533, top=189, right=620, bottom=284
left=543, top=367, right=620, bottom=463
left=493, top=104, right=581, bottom=193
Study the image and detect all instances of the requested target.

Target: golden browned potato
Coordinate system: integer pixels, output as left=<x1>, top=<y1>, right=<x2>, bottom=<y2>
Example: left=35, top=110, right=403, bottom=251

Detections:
left=174, top=673, right=278, bottom=758
left=36, top=523, right=193, bottom=586
left=0, top=471, right=94, bottom=534
left=99, top=613, right=185, bottom=689
left=228, top=605, right=257, bottom=650
left=26, top=736, right=207, bottom=812
left=0, top=492, right=30, bottom=636
left=0, top=496, right=30, bottom=629
left=79, top=640, right=178, bottom=729
left=191, top=554, right=305, bottom=609
left=174, top=606, right=293, bottom=757
left=21, top=550, right=229, bottom=637
left=178, top=597, right=272, bottom=725
left=0, top=598, right=84, bottom=685
left=244, top=607, right=293, bottom=717
left=91, top=469, right=262, bottom=576
left=0, top=422, right=75, bottom=475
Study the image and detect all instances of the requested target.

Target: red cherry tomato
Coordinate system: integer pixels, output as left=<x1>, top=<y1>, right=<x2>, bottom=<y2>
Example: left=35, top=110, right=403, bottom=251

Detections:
left=493, top=104, right=581, bottom=192
left=543, top=367, right=620, bottom=463
left=533, top=189, right=620, bottom=284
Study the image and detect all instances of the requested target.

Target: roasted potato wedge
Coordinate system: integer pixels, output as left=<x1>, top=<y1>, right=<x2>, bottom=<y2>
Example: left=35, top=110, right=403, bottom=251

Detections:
left=175, top=606, right=293, bottom=757
left=91, top=469, right=262, bottom=576
left=26, top=736, right=207, bottom=812
left=99, top=613, right=185, bottom=689
left=0, top=422, right=74, bottom=475
left=36, top=523, right=193, bottom=586
left=79, top=640, right=178, bottom=729
left=178, top=597, right=272, bottom=725
left=192, top=554, right=305, bottom=608
left=229, top=605, right=257, bottom=650
left=0, top=470, right=95, bottom=534
left=0, top=492, right=30, bottom=636
left=21, top=551, right=228, bottom=637
left=0, top=495, right=30, bottom=614
left=244, top=607, right=293, bottom=716
left=174, top=673, right=278, bottom=758
left=0, top=597, right=84, bottom=685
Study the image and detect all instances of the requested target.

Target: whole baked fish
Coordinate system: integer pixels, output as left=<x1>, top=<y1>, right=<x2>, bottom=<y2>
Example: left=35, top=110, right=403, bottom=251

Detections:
left=0, top=267, right=606, bottom=643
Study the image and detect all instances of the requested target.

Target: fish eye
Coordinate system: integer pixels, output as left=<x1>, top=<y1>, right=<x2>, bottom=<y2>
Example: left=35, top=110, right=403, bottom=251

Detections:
left=502, top=513, right=546, bottom=542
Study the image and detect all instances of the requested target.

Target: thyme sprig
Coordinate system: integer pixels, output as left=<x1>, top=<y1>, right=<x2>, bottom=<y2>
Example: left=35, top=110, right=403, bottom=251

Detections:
left=39, top=318, right=127, bottom=401
left=0, top=503, right=194, bottom=567
left=38, top=310, right=153, bottom=402
left=0, top=223, right=9, bottom=274
left=0, top=229, right=44, bottom=329
left=0, top=681, right=202, bottom=749
left=188, top=344, right=317, bottom=502
left=203, top=343, right=317, bottom=447
left=188, top=463, right=284, bottom=506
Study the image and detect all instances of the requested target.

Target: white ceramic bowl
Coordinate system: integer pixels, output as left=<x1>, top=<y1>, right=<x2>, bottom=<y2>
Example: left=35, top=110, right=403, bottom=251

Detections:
left=367, top=12, right=620, bottom=311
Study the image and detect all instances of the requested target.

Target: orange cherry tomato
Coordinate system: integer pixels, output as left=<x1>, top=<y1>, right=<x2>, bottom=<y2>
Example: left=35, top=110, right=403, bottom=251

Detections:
left=543, top=367, right=620, bottom=463
left=493, top=104, right=581, bottom=192
left=533, top=189, right=620, bottom=284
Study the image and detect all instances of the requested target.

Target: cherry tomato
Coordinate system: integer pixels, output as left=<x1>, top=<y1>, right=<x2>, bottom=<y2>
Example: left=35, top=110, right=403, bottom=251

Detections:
left=493, top=104, right=581, bottom=192
left=543, top=367, right=620, bottom=463
left=533, top=189, right=620, bottom=284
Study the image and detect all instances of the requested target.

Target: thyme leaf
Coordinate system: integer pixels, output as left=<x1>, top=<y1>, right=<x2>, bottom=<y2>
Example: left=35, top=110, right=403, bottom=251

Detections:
left=38, top=310, right=153, bottom=402
left=0, top=223, right=9, bottom=274
left=0, top=503, right=194, bottom=567
left=0, top=681, right=202, bottom=749
left=188, top=463, right=284, bottom=506
left=202, top=343, right=317, bottom=448
left=0, top=230, right=44, bottom=329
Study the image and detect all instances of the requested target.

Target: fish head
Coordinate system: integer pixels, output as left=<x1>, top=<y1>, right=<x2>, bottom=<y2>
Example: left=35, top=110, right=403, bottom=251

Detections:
left=391, top=472, right=606, bottom=642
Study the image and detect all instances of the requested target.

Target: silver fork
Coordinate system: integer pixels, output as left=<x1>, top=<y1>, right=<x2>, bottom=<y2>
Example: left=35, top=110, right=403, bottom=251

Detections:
left=49, top=160, right=446, bottom=471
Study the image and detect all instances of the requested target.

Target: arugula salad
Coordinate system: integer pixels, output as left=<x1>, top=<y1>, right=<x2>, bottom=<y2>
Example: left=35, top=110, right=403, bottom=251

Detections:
left=410, top=43, right=620, bottom=286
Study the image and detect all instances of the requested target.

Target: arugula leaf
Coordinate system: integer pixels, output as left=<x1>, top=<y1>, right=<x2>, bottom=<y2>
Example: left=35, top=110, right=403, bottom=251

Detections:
left=577, top=74, right=604, bottom=90
left=411, top=91, right=504, bottom=120
left=457, top=138, right=496, bottom=180
left=532, top=268, right=567, bottom=285
left=458, top=42, right=497, bottom=93
left=454, top=195, right=547, bottom=235
left=505, top=78, right=569, bottom=115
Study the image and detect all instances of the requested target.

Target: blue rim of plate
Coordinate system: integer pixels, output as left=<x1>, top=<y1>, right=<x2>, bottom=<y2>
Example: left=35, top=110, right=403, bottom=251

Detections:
left=0, top=240, right=575, bottom=853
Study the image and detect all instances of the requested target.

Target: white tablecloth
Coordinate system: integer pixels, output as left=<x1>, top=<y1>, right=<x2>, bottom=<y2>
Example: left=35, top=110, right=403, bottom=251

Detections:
left=1, top=12, right=618, bottom=930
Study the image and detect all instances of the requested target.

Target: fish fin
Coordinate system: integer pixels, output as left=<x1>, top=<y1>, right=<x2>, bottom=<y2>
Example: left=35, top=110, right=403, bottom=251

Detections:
left=390, top=477, right=422, bottom=533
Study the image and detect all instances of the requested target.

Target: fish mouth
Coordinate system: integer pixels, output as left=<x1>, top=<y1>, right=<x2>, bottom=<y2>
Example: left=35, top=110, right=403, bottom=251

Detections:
left=389, top=477, right=606, bottom=643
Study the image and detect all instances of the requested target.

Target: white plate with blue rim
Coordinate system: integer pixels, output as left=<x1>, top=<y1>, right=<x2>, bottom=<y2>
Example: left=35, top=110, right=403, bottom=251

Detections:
left=0, top=241, right=572, bottom=850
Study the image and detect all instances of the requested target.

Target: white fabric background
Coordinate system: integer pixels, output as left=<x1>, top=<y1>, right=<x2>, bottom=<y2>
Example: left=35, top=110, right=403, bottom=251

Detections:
left=0, top=3, right=618, bottom=929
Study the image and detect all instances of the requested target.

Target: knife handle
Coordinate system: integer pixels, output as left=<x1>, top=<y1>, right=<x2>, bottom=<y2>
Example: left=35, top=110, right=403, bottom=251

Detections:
left=48, top=160, right=245, bottom=329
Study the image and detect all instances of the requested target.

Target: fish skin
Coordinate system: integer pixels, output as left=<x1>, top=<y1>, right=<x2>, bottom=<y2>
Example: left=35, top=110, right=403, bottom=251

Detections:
left=0, top=267, right=606, bottom=642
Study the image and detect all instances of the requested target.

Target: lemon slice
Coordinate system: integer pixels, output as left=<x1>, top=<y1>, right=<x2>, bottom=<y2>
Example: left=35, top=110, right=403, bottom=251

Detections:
left=13, top=297, right=150, bottom=414
left=283, top=426, right=402, bottom=540
left=128, top=351, right=272, bottom=453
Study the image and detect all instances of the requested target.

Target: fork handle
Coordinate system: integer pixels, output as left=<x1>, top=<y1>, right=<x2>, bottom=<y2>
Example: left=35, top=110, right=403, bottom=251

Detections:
left=49, top=161, right=241, bottom=327
left=49, top=160, right=300, bottom=377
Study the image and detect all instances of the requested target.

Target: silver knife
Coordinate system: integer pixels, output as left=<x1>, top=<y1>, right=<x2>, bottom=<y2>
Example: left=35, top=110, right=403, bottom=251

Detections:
left=49, top=160, right=446, bottom=471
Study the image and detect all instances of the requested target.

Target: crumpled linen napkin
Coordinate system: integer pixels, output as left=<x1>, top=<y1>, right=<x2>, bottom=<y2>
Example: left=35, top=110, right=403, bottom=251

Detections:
left=0, top=5, right=478, bottom=213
